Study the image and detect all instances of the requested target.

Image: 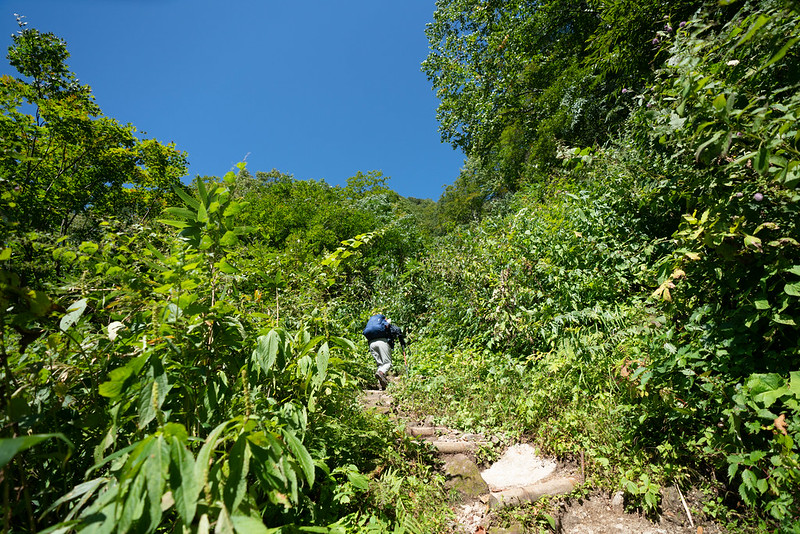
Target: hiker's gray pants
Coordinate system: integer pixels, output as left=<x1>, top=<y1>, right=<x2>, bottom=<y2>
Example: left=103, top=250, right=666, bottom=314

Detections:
left=369, top=338, right=392, bottom=374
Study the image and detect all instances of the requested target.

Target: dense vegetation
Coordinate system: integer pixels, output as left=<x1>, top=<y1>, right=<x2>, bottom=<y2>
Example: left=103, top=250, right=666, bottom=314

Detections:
left=1, top=0, right=798, bottom=533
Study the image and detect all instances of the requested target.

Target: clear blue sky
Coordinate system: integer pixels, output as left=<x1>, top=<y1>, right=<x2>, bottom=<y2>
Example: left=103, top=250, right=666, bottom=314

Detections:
left=0, top=1, right=465, bottom=200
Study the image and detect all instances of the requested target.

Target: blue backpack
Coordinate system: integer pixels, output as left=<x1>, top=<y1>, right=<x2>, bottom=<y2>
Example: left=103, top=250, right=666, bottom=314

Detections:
left=363, top=314, right=389, bottom=341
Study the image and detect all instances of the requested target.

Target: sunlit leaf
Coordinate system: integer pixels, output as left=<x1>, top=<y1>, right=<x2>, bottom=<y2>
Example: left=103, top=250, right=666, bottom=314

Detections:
left=0, top=433, right=73, bottom=469
left=784, top=282, right=800, bottom=296
left=59, top=298, right=87, bottom=331
left=223, top=435, right=251, bottom=512
left=173, top=184, right=200, bottom=210
left=231, top=515, right=279, bottom=534
left=282, top=429, right=315, bottom=487
left=169, top=436, right=198, bottom=525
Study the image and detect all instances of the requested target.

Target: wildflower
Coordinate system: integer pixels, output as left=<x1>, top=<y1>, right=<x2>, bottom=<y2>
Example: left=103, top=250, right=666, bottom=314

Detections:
left=754, top=193, right=764, bottom=202
left=726, top=59, right=740, bottom=67
left=652, top=37, right=660, bottom=45
left=735, top=192, right=743, bottom=198
left=622, top=88, right=628, bottom=94
left=679, top=21, right=686, bottom=28
left=647, top=102, right=653, bottom=108
left=665, top=24, right=673, bottom=32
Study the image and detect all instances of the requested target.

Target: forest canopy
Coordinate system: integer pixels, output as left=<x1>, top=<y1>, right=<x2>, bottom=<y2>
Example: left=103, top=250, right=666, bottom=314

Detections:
left=2, top=1, right=800, bottom=532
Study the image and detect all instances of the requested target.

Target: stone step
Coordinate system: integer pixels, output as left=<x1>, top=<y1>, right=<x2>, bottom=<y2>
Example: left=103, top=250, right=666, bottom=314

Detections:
left=489, top=476, right=578, bottom=510
left=406, top=425, right=436, bottom=437
left=431, top=440, right=490, bottom=454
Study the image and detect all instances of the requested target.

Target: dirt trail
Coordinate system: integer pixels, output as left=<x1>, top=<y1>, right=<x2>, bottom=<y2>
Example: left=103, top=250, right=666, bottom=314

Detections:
left=360, top=388, right=723, bottom=534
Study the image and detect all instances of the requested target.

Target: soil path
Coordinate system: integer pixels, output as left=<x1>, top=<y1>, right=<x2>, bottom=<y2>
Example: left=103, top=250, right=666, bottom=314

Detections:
left=359, top=388, right=722, bottom=534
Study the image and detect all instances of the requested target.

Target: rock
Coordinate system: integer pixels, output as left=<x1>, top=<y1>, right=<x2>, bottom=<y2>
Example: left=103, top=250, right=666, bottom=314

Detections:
left=443, top=454, right=490, bottom=498
left=481, top=444, right=556, bottom=491
left=406, top=425, right=435, bottom=437
left=423, top=415, right=436, bottom=426
left=610, top=490, right=625, bottom=510
left=489, top=476, right=578, bottom=510
left=433, top=440, right=478, bottom=454
left=489, top=523, right=525, bottom=534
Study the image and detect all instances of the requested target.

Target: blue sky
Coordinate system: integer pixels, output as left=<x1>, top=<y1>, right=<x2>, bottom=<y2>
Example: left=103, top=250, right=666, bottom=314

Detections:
left=0, top=1, right=465, bottom=200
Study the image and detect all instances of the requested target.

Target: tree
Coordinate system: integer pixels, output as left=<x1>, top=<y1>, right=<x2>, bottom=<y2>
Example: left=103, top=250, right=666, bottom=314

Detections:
left=0, top=18, right=187, bottom=235
left=423, top=0, right=705, bottom=192
left=234, top=169, right=377, bottom=258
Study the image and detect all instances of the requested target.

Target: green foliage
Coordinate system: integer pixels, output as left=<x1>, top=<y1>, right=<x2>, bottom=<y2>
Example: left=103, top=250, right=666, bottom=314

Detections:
left=6, top=1, right=800, bottom=531
left=0, top=18, right=187, bottom=235
left=0, top=181, right=445, bottom=533
left=424, top=0, right=705, bottom=194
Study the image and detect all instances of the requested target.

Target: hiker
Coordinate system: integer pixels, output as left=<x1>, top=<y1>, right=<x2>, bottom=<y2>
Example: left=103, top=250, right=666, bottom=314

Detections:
left=362, top=313, right=406, bottom=390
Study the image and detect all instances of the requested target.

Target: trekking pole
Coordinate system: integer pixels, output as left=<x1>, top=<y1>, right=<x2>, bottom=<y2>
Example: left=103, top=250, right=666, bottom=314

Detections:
left=403, top=347, right=409, bottom=377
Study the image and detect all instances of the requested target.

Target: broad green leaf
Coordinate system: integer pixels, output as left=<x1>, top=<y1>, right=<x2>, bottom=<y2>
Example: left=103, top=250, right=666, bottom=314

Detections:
left=143, top=437, right=167, bottom=527
left=220, top=231, right=238, bottom=247
left=754, top=298, right=770, bottom=310
left=743, top=235, right=762, bottom=249
left=761, top=35, right=800, bottom=70
left=0, top=247, right=11, bottom=261
left=119, top=470, right=146, bottom=533
left=346, top=470, right=369, bottom=491
left=163, top=207, right=195, bottom=220
left=196, top=201, right=209, bottom=223
left=138, top=355, right=170, bottom=429
left=60, top=298, right=87, bottom=331
left=741, top=468, right=758, bottom=489
left=217, top=259, right=238, bottom=274
left=170, top=436, right=198, bottom=525
left=253, top=332, right=279, bottom=376
left=196, top=177, right=209, bottom=205
left=99, top=366, right=134, bottom=398
left=173, top=184, right=200, bottom=210
left=198, top=514, right=210, bottom=534
left=282, top=429, right=314, bottom=487
left=197, top=235, right=212, bottom=250
left=330, top=336, right=357, bottom=352
left=747, top=373, right=784, bottom=396
left=43, top=477, right=106, bottom=517
left=712, top=94, right=727, bottom=111
left=784, top=282, right=800, bottom=297
left=788, top=372, right=800, bottom=398
left=223, top=202, right=243, bottom=217
left=734, top=14, right=770, bottom=49
left=754, top=145, right=769, bottom=174
left=145, top=242, right=169, bottom=262
left=158, top=219, right=190, bottom=229
left=231, top=515, right=279, bottom=534
left=217, top=506, right=235, bottom=534
left=223, top=435, right=251, bottom=512
left=0, top=433, right=73, bottom=469
left=728, top=461, right=739, bottom=481
left=78, top=241, right=98, bottom=254
left=314, top=343, right=329, bottom=388
left=754, top=386, right=788, bottom=408
left=772, top=314, right=797, bottom=326
left=695, top=132, right=722, bottom=163
left=298, top=335, right=325, bottom=358
left=163, top=423, right=188, bottom=443
left=192, top=421, right=232, bottom=505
